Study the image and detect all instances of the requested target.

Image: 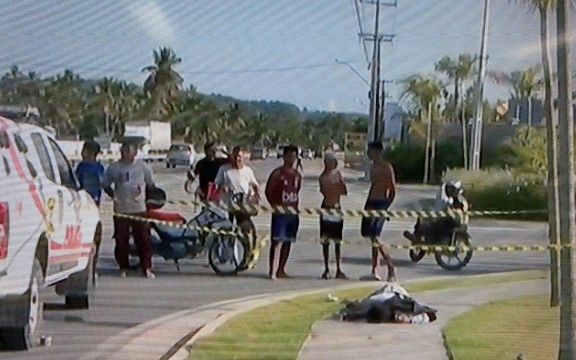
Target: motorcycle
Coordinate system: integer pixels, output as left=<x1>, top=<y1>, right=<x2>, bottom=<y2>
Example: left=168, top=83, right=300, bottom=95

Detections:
left=402, top=181, right=473, bottom=271
left=129, top=187, right=258, bottom=275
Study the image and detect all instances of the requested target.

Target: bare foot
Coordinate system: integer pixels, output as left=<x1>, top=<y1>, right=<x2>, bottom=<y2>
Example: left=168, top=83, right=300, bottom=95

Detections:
left=275, top=271, right=291, bottom=279
left=335, top=271, right=348, bottom=280
left=321, top=272, right=331, bottom=280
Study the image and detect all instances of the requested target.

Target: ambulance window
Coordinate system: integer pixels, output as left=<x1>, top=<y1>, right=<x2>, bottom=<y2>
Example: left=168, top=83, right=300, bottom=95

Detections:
left=13, top=133, right=28, bottom=154
left=26, top=159, right=37, bottom=178
left=48, top=138, right=78, bottom=190
left=31, top=133, right=56, bottom=182
left=2, top=156, right=9, bottom=176
left=0, top=129, right=8, bottom=148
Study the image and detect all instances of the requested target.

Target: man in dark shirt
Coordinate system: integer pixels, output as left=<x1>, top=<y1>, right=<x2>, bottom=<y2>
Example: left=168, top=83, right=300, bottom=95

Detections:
left=188, top=142, right=229, bottom=199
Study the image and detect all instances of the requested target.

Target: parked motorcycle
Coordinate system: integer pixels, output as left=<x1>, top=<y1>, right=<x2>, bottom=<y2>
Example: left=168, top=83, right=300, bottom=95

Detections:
left=402, top=181, right=473, bottom=271
left=129, top=187, right=255, bottom=275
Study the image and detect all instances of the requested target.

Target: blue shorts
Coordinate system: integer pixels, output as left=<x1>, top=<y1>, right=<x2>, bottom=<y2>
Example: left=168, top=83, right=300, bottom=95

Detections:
left=271, top=214, right=299, bottom=243
left=361, top=199, right=391, bottom=238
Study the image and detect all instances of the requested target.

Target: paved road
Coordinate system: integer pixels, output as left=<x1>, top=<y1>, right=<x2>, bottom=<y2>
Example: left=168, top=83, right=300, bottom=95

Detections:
left=4, top=158, right=550, bottom=360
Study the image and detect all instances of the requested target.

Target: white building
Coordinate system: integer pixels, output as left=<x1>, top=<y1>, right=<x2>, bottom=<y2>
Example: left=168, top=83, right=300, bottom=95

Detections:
left=381, top=102, right=405, bottom=142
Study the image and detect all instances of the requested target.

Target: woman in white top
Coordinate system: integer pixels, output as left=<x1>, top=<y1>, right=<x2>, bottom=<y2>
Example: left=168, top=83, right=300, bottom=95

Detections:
left=214, top=146, right=260, bottom=223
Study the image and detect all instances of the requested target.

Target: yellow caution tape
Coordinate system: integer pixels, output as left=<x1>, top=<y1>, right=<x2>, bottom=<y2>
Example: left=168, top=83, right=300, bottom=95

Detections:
left=107, top=212, right=568, bottom=252
left=164, top=199, right=546, bottom=219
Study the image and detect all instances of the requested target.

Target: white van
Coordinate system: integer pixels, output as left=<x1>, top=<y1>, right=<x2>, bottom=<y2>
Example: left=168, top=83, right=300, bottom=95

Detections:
left=0, top=107, right=101, bottom=350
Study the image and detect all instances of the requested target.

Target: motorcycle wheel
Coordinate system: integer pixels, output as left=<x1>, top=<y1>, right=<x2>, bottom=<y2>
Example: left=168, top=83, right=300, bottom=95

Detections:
left=409, top=249, right=426, bottom=263
left=208, top=234, right=246, bottom=276
left=434, top=233, right=473, bottom=271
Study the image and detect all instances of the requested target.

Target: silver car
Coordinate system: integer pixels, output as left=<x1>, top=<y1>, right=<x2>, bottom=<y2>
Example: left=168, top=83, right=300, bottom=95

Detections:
left=166, top=144, right=196, bottom=168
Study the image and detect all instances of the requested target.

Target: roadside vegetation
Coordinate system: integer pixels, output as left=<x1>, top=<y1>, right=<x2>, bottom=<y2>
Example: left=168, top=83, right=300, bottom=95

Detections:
left=188, top=270, right=546, bottom=360
left=444, top=294, right=558, bottom=360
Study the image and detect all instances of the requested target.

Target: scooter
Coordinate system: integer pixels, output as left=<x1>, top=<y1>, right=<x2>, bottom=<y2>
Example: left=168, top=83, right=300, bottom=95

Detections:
left=402, top=181, right=473, bottom=271
left=129, top=187, right=254, bottom=275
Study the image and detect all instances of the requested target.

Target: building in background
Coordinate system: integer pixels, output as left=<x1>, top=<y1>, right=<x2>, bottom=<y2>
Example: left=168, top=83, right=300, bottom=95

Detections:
left=381, top=102, right=405, bottom=143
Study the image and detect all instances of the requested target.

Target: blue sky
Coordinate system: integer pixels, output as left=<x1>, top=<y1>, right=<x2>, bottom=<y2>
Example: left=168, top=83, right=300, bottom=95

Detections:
left=0, top=0, right=572, bottom=113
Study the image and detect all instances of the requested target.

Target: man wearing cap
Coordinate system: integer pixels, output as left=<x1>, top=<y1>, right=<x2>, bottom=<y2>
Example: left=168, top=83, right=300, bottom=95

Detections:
left=102, top=141, right=157, bottom=279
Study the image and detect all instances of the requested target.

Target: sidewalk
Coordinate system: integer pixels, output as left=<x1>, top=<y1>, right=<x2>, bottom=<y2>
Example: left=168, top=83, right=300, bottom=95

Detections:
left=80, top=277, right=546, bottom=360
left=298, top=279, right=545, bottom=360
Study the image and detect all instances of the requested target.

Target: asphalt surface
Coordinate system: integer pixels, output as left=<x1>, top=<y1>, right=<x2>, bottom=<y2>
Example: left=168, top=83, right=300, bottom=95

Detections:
left=3, top=158, right=550, bottom=360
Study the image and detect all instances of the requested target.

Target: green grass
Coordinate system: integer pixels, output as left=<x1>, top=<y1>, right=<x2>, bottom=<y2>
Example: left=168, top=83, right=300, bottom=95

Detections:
left=187, top=270, right=547, bottom=360
left=443, top=295, right=559, bottom=360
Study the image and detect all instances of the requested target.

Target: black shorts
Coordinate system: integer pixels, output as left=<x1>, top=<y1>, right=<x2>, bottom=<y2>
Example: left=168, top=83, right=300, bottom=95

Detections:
left=320, top=216, right=344, bottom=243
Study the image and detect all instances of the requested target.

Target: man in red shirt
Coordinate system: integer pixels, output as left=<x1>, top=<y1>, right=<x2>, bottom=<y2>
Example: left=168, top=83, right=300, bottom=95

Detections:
left=265, top=145, right=302, bottom=279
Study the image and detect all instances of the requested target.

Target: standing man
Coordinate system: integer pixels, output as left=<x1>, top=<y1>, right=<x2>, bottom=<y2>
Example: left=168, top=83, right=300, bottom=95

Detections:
left=265, top=145, right=302, bottom=279
left=102, top=142, right=156, bottom=279
left=318, top=153, right=348, bottom=279
left=360, top=141, right=397, bottom=282
left=188, top=142, right=229, bottom=200
left=214, top=146, right=260, bottom=224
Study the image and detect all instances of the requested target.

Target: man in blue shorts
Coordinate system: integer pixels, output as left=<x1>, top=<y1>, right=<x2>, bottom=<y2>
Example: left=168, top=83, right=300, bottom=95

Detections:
left=360, top=141, right=397, bottom=282
left=265, top=145, right=302, bottom=279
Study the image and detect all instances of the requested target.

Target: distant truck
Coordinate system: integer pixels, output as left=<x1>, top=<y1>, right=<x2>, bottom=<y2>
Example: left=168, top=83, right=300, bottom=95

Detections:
left=123, top=120, right=171, bottom=162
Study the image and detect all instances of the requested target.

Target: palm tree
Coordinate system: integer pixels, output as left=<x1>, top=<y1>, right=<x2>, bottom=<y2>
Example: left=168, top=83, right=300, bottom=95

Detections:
left=435, top=54, right=477, bottom=168
left=401, top=75, right=445, bottom=183
left=142, top=47, right=183, bottom=117
left=435, top=54, right=477, bottom=120
left=39, top=69, right=86, bottom=136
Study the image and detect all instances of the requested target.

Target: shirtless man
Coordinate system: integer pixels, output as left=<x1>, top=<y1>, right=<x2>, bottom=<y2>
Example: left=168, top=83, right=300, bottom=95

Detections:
left=318, top=154, right=348, bottom=279
left=360, top=141, right=397, bottom=282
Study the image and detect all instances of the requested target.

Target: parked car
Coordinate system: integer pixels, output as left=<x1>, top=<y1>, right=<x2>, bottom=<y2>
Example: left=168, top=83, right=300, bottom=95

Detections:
left=250, top=147, right=268, bottom=160
left=166, top=143, right=196, bottom=168
left=301, top=148, right=313, bottom=160
left=0, top=106, right=101, bottom=350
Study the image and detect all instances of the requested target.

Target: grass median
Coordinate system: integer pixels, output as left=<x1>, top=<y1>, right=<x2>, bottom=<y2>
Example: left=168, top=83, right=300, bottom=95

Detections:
left=187, top=270, right=547, bottom=360
left=443, top=295, right=558, bottom=360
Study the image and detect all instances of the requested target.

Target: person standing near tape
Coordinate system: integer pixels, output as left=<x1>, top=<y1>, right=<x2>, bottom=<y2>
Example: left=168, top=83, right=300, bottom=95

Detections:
left=102, top=141, right=156, bottom=279
left=360, top=141, right=397, bottom=282
left=265, top=145, right=302, bottom=279
left=318, top=153, right=348, bottom=279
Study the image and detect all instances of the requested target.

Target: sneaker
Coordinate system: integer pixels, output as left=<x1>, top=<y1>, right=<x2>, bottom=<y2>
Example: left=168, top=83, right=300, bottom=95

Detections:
left=145, top=270, right=156, bottom=279
left=119, top=270, right=127, bottom=278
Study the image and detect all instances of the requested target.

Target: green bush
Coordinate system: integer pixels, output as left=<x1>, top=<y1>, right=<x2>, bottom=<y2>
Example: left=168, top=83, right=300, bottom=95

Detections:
left=385, top=143, right=425, bottom=183
left=385, top=139, right=465, bottom=183
left=443, top=168, right=547, bottom=221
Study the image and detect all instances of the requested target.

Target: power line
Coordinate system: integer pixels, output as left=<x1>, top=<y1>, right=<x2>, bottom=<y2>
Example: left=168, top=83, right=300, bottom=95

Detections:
left=353, top=0, right=371, bottom=64
left=0, top=59, right=366, bottom=77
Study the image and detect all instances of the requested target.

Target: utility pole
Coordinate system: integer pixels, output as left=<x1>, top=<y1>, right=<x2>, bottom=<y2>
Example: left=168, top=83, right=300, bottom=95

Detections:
left=469, top=0, right=491, bottom=170
left=359, top=0, right=396, bottom=144
left=557, top=0, right=575, bottom=358
left=357, top=0, right=395, bottom=178
left=378, top=79, right=394, bottom=141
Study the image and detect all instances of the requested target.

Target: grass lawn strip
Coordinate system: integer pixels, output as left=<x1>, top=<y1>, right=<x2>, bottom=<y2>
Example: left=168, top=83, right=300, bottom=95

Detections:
left=443, top=295, right=558, bottom=360
left=187, top=270, right=547, bottom=360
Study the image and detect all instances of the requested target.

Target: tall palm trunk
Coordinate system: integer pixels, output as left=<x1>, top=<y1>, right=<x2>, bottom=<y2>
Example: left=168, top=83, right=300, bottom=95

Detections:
left=556, top=0, right=576, bottom=358
left=541, top=2, right=560, bottom=308
left=453, top=77, right=460, bottom=122
left=423, top=102, right=433, bottom=184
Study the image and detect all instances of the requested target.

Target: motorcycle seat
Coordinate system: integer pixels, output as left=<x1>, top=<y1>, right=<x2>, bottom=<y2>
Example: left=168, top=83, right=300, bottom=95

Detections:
left=154, top=223, right=196, bottom=242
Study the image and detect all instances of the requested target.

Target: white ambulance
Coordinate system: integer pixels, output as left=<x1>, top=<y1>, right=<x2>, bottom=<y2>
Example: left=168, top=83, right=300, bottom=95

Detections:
left=0, top=106, right=101, bottom=350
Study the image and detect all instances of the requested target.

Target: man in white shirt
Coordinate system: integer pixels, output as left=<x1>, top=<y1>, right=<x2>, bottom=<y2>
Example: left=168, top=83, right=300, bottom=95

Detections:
left=214, top=146, right=260, bottom=224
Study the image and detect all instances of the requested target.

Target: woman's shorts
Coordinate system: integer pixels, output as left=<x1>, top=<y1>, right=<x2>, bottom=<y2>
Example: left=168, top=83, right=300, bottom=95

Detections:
left=361, top=199, right=391, bottom=238
left=271, top=213, right=300, bottom=243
